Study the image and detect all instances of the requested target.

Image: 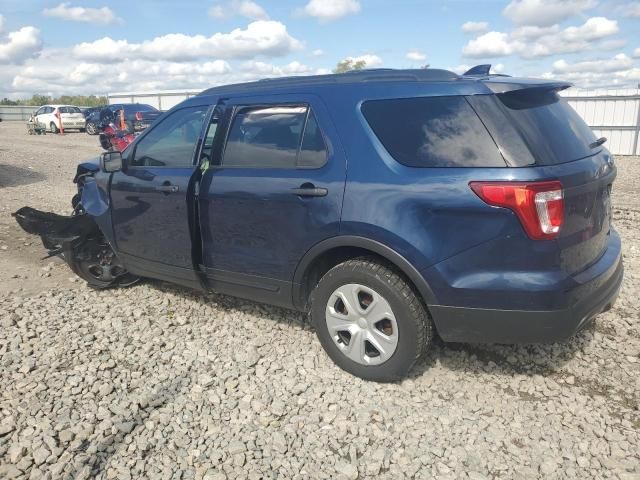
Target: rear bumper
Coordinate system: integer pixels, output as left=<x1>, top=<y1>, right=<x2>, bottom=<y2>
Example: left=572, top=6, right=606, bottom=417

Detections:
left=430, top=231, right=623, bottom=343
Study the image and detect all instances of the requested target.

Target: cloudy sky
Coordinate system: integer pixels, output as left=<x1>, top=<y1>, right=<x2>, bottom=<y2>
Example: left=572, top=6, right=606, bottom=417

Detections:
left=0, top=0, right=639, bottom=98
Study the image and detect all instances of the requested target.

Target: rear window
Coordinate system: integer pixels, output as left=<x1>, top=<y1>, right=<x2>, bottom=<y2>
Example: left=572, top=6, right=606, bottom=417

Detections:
left=495, top=90, right=597, bottom=166
left=123, top=104, right=157, bottom=113
left=361, top=96, right=505, bottom=168
left=59, top=106, right=81, bottom=114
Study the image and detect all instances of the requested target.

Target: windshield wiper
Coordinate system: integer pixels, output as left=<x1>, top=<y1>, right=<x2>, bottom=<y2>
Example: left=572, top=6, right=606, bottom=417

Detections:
left=589, top=137, right=607, bottom=149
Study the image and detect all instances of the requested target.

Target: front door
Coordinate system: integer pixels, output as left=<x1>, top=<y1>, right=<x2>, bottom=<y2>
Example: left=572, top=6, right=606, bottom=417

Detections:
left=198, top=94, right=347, bottom=307
left=109, top=103, right=211, bottom=288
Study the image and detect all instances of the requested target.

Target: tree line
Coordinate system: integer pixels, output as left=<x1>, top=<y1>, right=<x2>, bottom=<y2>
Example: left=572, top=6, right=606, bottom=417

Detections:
left=0, top=94, right=107, bottom=107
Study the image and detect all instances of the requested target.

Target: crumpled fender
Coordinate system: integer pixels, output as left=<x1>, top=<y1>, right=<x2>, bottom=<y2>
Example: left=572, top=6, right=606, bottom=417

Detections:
left=80, top=175, right=117, bottom=247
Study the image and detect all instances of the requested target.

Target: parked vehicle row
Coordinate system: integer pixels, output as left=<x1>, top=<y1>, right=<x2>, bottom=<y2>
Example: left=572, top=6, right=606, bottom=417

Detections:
left=32, top=105, right=86, bottom=133
left=28, top=103, right=161, bottom=138
left=14, top=66, right=622, bottom=382
left=84, top=104, right=161, bottom=135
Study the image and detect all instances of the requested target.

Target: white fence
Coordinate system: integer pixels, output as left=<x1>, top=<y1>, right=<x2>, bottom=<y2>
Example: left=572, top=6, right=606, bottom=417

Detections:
left=562, top=88, right=640, bottom=156
left=107, top=90, right=201, bottom=111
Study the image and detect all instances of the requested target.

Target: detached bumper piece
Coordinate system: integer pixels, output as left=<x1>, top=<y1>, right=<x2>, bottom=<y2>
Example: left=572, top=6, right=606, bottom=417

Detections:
left=12, top=206, right=99, bottom=257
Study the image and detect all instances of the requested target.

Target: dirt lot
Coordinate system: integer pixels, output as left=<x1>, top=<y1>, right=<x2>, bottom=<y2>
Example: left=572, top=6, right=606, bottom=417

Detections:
left=0, top=120, right=639, bottom=479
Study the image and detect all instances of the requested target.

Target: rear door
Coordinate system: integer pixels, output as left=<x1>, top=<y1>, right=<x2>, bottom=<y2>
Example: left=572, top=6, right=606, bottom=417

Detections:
left=198, top=94, right=346, bottom=307
left=109, top=102, right=211, bottom=289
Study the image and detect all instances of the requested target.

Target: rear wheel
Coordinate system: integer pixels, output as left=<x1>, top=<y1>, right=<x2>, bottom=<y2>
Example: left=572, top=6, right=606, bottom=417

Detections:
left=68, top=237, right=140, bottom=289
left=311, top=257, right=432, bottom=382
left=85, top=122, right=97, bottom=135
left=50, top=122, right=59, bottom=134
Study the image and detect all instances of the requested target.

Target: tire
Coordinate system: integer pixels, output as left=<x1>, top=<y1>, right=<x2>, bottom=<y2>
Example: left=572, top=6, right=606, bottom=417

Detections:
left=50, top=122, right=59, bottom=134
left=311, top=257, right=432, bottom=382
left=66, top=237, right=140, bottom=289
left=86, top=122, right=97, bottom=135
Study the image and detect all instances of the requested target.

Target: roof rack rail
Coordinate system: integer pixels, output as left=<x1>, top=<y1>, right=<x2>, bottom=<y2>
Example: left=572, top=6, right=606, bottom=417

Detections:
left=199, top=68, right=460, bottom=96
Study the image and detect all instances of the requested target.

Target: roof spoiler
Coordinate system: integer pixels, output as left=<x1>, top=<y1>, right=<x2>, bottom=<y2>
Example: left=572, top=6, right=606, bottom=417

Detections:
left=484, top=80, right=573, bottom=94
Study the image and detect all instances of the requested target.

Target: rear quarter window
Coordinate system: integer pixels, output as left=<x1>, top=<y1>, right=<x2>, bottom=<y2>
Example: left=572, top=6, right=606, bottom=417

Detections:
left=494, top=90, right=596, bottom=166
left=361, top=96, right=505, bottom=168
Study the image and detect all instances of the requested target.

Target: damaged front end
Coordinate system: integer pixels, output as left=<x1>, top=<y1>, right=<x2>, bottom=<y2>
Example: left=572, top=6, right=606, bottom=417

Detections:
left=12, top=160, right=139, bottom=288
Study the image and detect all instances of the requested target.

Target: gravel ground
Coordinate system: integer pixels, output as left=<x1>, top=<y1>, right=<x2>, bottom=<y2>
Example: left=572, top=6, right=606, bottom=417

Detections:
left=0, top=121, right=639, bottom=479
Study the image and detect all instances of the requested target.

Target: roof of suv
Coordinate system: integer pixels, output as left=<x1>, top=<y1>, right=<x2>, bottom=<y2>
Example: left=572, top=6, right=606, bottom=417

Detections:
left=199, top=68, right=460, bottom=96
left=197, top=67, right=571, bottom=98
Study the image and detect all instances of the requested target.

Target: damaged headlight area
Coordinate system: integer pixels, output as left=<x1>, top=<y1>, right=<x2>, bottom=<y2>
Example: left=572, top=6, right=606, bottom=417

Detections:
left=12, top=167, right=139, bottom=289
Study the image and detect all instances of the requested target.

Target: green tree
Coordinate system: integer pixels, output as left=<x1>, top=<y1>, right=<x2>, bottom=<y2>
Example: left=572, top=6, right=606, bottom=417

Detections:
left=334, top=59, right=367, bottom=73
left=0, top=94, right=108, bottom=107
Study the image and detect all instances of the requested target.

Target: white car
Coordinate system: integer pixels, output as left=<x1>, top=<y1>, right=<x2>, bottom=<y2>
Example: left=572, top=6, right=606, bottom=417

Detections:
left=33, top=105, right=86, bottom=133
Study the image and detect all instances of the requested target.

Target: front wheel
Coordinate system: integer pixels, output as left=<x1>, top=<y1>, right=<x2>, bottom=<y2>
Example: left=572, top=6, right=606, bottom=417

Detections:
left=311, top=257, right=433, bottom=382
left=50, top=122, right=59, bottom=134
left=85, top=122, right=97, bottom=135
left=67, top=237, right=140, bottom=289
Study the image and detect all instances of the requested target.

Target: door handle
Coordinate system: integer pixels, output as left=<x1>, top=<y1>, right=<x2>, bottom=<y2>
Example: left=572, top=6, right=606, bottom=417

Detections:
left=156, top=184, right=179, bottom=193
left=291, top=185, right=328, bottom=197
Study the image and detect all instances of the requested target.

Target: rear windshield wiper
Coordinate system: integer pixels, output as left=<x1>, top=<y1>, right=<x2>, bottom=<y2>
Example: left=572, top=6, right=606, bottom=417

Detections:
left=589, top=137, right=607, bottom=149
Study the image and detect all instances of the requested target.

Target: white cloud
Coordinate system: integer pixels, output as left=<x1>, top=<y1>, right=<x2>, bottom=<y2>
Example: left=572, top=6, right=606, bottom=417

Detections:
left=312, top=49, right=324, bottom=56
left=72, top=20, right=302, bottom=62
left=296, top=0, right=360, bottom=22
left=634, top=48, right=640, bottom=58
left=42, top=3, right=121, bottom=25
left=406, top=50, right=427, bottom=62
left=616, top=2, right=640, bottom=17
left=463, top=17, right=619, bottom=59
left=0, top=26, right=43, bottom=64
left=462, top=21, right=488, bottom=33
left=208, top=0, right=269, bottom=20
left=552, top=53, right=633, bottom=74
left=240, top=60, right=317, bottom=76
left=463, top=31, right=523, bottom=57
left=7, top=50, right=326, bottom=97
left=503, top=0, right=597, bottom=27
left=542, top=52, right=640, bottom=88
left=342, top=54, right=382, bottom=67
left=0, top=14, right=4, bottom=33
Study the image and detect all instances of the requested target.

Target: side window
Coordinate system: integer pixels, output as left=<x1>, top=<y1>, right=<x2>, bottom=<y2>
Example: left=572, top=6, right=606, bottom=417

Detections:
left=35, top=107, right=44, bottom=116
left=131, top=106, right=206, bottom=167
left=223, top=105, right=307, bottom=168
left=298, top=111, right=327, bottom=168
left=361, top=96, right=505, bottom=167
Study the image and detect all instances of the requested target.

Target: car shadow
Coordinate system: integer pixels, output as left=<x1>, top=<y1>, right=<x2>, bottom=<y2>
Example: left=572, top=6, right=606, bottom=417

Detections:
left=411, top=322, right=595, bottom=378
left=145, top=279, right=594, bottom=380
left=0, top=164, right=46, bottom=188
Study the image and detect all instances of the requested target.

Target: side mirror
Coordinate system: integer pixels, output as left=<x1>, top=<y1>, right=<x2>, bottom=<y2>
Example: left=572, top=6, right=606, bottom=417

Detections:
left=100, top=151, right=123, bottom=172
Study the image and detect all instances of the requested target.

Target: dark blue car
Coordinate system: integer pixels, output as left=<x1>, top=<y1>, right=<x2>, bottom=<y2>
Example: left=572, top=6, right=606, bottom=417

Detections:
left=15, top=66, right=623, bottom=381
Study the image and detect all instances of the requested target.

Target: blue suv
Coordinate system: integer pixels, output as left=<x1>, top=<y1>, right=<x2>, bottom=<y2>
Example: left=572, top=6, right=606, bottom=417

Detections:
left=14, top=66, right=623, bottom=381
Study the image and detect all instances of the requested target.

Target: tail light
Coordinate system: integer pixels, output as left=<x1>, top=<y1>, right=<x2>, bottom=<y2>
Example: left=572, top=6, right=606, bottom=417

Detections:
left=135, top=112, right=143, bottom=121
left=469, top=180, right=564, bottom=240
